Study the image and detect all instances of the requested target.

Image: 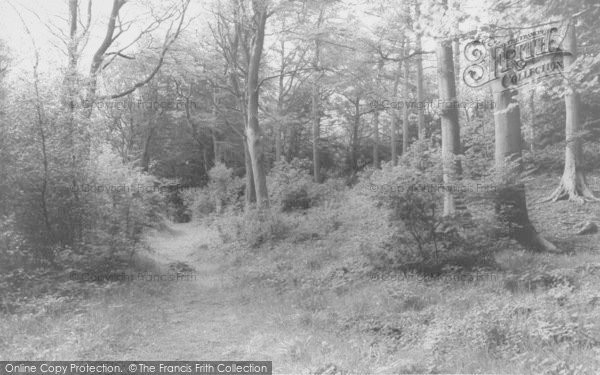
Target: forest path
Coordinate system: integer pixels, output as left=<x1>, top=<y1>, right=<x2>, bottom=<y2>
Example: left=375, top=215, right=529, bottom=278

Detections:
left=128, top=221, right=291, bottom=366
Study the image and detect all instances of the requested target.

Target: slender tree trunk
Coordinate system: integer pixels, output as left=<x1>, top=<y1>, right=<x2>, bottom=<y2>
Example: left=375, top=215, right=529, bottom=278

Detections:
left=373, top=58, right=383, bottom=168
left=373, top=111, right=380, bottom=168
left=402, top=38, right=410, bottom=154
left=244, top=139, right=256, bottom=209
left=246, top=0, right=269, bottom=208
left=312, top=79, right=321, bottom=181
left=275, top=39, right=285, bottom=163
left=543, top=20, right=598, bottom=203
left=287, top=124, right=296, bottom=162
left=275, top=121, right=282, bottom=163
left=436, top=38, right=462, bottom=216
left=415, top=2, right=425, bottom=140
left=212, top=87, right=220, bottom=164
left=391, top=60, right=400, bottom=166
left=529, top=89, right=535, bottom=155
left=141, top=122, right=154, bottom=173
left=32, top=40, right=53, bottom=259
left=351, top=98, right=360, bottom=172
left=494, top=88, right=559, bottom=252
left=312, top=36, right=322, bottom=183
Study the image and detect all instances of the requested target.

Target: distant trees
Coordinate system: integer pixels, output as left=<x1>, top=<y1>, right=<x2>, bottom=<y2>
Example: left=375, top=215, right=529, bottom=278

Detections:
left=3, top=0, right=600, bottom=262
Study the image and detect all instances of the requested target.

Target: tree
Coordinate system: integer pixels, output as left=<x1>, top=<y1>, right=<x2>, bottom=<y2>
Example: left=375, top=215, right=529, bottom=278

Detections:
left=543, top=19, right=599, bottom=202
left=402, top=35, right=411, bottom=154
left=372, top=59, right=384, bottom=168
left=415, top=0, right=426, bottom=140
left=493, top=87, right=558, bottom=252
left=311, top=6, right=325, bottom=183
left=435, top=0, right=462, bottom=216
left=246, top=0, right=270, bottom=208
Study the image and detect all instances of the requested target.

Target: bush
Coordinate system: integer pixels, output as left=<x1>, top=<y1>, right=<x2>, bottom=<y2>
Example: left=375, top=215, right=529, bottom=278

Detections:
left=207, top=162, right=244, bottom=214
left=365, top=155, right=496, bottom=272
left=214, top=209, right=289, bottom=248
left=281, top=188, right=311, bottom=212
left=160, top=181, right=191, bottom=223
left=182, top=188, right=214, bottom=218
left=268, top=158, right=314, bottom=211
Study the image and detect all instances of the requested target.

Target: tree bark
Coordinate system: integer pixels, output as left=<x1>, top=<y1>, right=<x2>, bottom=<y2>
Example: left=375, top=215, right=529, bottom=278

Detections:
left=402, top=38, right=410, bottom=155
left=246, top=0, right=269, bottom=208
left=312, top=78, right=321, bottom=181
left=351, top=97, right=361, bottom=172
left=543, top=20, right=598, bottom=203
left=275, top=39, right=285, bottom=163
left=529, top=88, right=535, bottom=154
left=212, top=86, right=220, bottom=164
left=244, top=139, right=256, bottom=209
left=286, top=124, right=297, bottom=162
left=373, top=58, right=383, bottom=168
left=312, top=35, right=322, bottom=183
left=494, top=88, right=559, bottom=252
left=391, top=60, right=401, bottom=166
left=373, top=111, right=380, bottom=169
left=436, top=38, right=462, bottom=216
left=415, top=1, right=425, bottom=140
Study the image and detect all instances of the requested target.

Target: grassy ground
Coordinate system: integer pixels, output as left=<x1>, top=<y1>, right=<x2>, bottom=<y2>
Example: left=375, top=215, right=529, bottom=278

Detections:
left=2, top=175, right=600, bottom=374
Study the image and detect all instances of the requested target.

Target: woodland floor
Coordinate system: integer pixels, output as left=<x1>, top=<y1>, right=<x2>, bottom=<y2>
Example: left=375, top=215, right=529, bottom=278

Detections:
left=2, top=174, right=600, bottom=374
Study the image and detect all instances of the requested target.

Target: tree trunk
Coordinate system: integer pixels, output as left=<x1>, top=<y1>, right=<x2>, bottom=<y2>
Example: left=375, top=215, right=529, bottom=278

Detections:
left=436, top=38, right=462, bottom=216
left=529, top=89, right=535, bottom=155
left=351, top=97, right=360, bottom=172
left=286, top=124, right=296, bottom=162
left=275, top=39, right=285, bottom=163
left=391, top=60, right=401, bottom=166
left=402, top=38, right=410, bottom=155
left=543, top=20, right=598, bottom=203
left=275, top=124, right=282, bottom=163
left=373, top=58, right=383, bottom=168
left=373, top=111, right=380, bottom=168
left=415, top=2, right=425, bottom=140
left=494, top=88, right=559, bottom=252
left=312, top=79, right=321, bottom=182
left=212, top=87, right=220, bottom=164
left=312, top=37, right=322, bottom=183
left=244, top=139, right=256, bottom=209
left=453, top=38, right=460, bottom=96
left=246, top=0, right=269, bottom=208
left=141, top=118, right=155, bottom=172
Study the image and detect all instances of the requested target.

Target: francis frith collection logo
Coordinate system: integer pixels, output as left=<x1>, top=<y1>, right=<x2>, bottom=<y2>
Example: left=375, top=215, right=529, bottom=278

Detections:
left=463, top=21, right=571, bottom=91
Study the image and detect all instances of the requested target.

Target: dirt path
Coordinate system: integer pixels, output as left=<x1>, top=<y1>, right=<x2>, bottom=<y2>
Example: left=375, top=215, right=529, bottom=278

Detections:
left=128, top=221, right=289, bottom=364
left=118, top=221, right=368, bottom=374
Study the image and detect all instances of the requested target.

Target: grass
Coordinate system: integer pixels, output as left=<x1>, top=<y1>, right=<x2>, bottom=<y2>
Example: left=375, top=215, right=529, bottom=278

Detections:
left=2, top=174, right=600, bottom=374
left=0, top=281, right=173, bottom=359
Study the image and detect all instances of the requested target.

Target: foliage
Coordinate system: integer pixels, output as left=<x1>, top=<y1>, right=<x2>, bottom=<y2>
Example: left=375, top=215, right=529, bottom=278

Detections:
left=365, top=154, right=497, bottom=271
left=268, top=158, right=314, bottom=211
left=208, top=162, right=244, bottom=214
left=214, top=209, right=289, bottom=248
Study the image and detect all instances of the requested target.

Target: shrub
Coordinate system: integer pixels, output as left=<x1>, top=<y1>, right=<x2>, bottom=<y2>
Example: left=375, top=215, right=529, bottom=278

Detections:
left=281, top=188, right=311, bottom=212
left=182, top=187, right=214, bottom=218
left=214, top=209, right=289, bottom=248
left=365, top=153, right=496, bottom=272
left=208, top=163, right=244, bottom=214
left=268, top=158, right=314, bottom=211
left=160, top=181, right=191, bottom=223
